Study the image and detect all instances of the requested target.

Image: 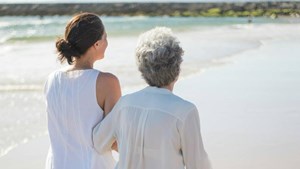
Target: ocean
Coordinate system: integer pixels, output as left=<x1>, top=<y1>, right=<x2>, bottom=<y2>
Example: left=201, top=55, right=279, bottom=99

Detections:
left=0, top=15, right=300, bottom=159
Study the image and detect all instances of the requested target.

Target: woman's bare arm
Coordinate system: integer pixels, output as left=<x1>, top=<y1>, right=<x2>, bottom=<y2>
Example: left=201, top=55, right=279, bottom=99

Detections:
left=96, top=72, right=121, bottom=151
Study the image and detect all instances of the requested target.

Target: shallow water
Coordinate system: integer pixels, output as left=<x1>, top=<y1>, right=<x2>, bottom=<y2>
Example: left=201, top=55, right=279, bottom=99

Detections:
left=0, top=16, right=299, bottom=158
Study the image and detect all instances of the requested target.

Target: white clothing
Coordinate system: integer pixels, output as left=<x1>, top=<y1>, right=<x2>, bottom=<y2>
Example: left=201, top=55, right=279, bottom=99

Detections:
left=93, top=86, right=211, bottom=169
left=44, top=69, right=115, bottom=169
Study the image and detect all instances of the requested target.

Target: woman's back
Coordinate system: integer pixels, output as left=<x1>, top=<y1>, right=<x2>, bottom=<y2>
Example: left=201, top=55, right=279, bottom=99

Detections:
left=93, top=86, right=211, bottom=169
left=45, top=69, right=115, bottom=169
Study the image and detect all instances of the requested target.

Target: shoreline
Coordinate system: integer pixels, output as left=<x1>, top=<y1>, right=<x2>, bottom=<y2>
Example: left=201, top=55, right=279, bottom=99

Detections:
left=1, top=31, right=300, bottom=169
left=1, top=19, right=300, bottom=169
left=0, top=2, right=300, bottom=17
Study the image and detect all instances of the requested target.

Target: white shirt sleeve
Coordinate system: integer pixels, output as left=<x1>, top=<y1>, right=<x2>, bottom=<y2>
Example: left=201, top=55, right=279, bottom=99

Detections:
left=179, top=107, right=212, bottom=169
left=92, top=99, right=121, bottom=154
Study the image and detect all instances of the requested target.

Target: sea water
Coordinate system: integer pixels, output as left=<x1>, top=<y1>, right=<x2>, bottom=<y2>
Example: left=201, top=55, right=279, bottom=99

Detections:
left=0, top=15, right=299, bottom=158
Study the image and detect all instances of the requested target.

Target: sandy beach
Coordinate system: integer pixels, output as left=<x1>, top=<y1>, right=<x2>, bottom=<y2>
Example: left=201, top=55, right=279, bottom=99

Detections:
left=1, top=27, right=300, bottom=169
left=175, top=37, right=300, bottom=169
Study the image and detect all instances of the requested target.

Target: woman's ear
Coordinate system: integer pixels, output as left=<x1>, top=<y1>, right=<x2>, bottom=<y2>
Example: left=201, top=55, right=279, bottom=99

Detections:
left=93, top=40, right=101, bottom=49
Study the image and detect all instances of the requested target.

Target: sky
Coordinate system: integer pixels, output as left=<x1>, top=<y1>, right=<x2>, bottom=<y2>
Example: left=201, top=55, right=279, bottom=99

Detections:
left=0, top=0, right=299, bottom=3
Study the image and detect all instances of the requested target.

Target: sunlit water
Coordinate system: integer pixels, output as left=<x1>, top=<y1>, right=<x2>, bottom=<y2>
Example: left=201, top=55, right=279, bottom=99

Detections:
left=0, top=15, right=299, bottom=158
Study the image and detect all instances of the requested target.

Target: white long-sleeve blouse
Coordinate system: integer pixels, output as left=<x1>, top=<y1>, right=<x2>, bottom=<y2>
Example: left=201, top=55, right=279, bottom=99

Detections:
left=93, top=86, right=211, bottom=169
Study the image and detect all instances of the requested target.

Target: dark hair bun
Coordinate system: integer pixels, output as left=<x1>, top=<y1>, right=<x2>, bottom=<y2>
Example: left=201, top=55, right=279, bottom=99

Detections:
left=56, top=38, right=81, bottom=65
left=56, top=13, right=104, bottom=65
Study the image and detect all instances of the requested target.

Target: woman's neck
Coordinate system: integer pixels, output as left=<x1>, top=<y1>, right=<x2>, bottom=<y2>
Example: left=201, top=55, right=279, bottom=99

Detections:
left=161, top=82, right=175, bottom=92
left=70, top=55, right=94, bottom=70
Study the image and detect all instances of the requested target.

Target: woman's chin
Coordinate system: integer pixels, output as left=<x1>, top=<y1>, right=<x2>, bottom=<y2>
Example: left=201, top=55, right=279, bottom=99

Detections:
left=97, top=55, right=105, bottom=60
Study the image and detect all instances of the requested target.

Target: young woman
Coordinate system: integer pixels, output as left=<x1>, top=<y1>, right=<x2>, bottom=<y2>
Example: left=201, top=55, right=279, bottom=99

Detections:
left=44, top=13, right=121, bottom=169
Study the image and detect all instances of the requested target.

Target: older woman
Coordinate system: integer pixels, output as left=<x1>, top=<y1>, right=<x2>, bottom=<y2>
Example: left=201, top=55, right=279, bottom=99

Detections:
left=93, top=27, right=211, bottom=169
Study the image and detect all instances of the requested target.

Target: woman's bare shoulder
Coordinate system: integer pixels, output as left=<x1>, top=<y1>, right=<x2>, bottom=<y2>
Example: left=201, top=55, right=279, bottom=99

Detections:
left=96, top=72, right=120, bottom=88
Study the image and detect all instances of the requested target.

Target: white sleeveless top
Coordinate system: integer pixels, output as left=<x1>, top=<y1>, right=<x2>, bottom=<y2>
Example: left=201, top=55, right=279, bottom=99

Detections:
left=44, top=69, right=115, bottom=169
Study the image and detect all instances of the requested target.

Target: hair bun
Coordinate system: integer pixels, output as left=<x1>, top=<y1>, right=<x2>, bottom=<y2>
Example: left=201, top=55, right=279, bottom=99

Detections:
left=56, top=38, right=81, bottom=64
left=56, top=39, right=68, bottom=51
left=56, top=13, right=104, bottom=65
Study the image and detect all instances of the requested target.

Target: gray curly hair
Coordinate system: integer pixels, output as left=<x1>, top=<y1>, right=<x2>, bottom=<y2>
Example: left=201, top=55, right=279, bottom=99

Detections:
left=135, top=27, right=184, bottom=87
